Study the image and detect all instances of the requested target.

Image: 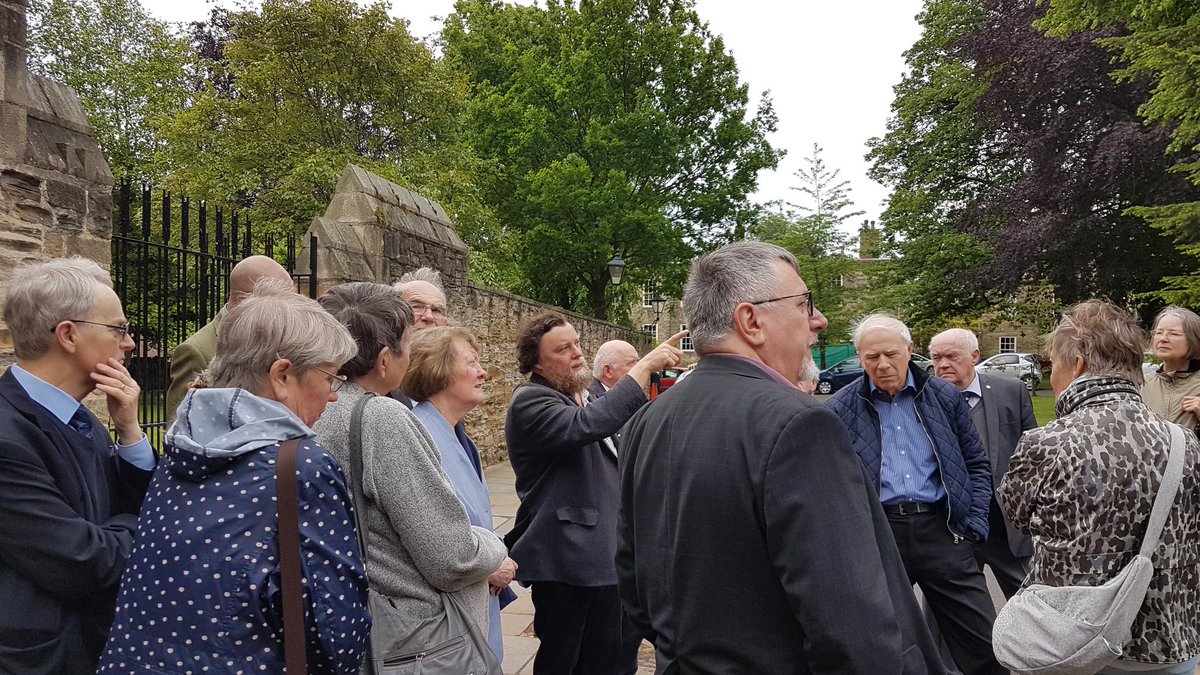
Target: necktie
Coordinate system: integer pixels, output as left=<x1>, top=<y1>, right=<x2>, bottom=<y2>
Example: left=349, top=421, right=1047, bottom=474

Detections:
left=962, top=391, right=977, bottom=410
left=68, top=406, right=95, bottom=440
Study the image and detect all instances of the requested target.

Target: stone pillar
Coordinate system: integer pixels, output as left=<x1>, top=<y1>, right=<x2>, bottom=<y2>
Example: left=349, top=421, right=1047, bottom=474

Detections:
left=0, top=0, right=114, bottom=362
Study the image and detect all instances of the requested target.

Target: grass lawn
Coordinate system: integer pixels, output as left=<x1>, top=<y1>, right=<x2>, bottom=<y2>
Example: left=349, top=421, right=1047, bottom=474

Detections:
left=1031, top=392, right=1056, bottom=427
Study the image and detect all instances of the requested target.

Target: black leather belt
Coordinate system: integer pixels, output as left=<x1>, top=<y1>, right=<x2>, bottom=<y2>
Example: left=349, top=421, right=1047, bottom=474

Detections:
left=882, top=501, right=943, bottom=517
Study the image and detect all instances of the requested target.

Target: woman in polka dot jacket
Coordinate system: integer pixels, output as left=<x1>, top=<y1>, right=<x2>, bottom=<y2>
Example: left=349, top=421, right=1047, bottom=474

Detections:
left=97, top=281, right=372, bottom=674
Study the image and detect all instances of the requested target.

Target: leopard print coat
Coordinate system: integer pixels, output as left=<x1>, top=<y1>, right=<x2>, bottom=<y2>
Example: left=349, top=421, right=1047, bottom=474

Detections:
left=997, top=376, right=1200, bottom=665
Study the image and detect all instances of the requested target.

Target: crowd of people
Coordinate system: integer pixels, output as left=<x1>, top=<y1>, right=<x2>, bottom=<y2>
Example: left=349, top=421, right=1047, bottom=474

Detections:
left=0, top=243, right=1197, bottom=675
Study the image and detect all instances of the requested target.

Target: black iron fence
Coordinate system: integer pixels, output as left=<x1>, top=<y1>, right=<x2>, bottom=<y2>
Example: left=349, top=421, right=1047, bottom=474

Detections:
left=111, top=182, right=318, bottom=449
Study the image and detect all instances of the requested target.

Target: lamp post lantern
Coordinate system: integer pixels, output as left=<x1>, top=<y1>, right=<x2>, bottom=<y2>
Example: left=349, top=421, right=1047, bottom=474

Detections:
left=606, top=255, right=626, bottom=286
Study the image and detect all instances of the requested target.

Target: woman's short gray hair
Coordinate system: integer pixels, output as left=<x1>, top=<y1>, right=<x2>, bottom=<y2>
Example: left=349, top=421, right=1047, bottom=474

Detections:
left=1152, top=306, right=1200, bottom=361
left=682, top=241, right=799, bottom=353
left=4, top=256, right=112, bottom=358
left=209, top=279, right=357, bottom=392
left=1047, top=300, right=1146, bottom=385
left=851, top=314, right=912, bottom=347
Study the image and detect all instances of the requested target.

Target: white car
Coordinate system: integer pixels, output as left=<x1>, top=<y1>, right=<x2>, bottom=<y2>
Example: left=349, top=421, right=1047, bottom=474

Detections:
left=975, top=352, right=1043, bottom=391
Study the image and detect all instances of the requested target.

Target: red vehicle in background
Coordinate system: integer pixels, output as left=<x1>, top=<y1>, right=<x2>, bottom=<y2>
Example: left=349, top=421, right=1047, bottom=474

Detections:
left=649, top=367, right=692, bottom=399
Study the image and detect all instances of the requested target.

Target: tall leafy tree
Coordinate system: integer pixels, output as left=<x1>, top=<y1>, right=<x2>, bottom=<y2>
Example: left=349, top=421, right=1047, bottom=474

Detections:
left=868, top=0, right=1193, bottom=329
left=443, top=0, right=781, bottom=319
left=1038, top=0, right=1200, bottom=304
left=154, top=0, right=512, bottom=285
left=28, top=0, right=193, bottom=180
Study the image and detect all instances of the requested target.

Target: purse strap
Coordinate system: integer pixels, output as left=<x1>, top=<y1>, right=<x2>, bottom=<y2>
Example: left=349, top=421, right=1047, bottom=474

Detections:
left=1138, top=423, right=1188, bottom=558
left=347, top=393, right=377, bottom=675
left=275, top=438, right=307, bottom=675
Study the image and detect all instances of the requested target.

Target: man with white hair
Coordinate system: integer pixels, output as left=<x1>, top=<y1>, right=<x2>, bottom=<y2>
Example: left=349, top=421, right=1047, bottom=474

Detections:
left=394, top=266, right=448, bottom=330
left=828, top=314, right=1001, bottom=675
left=929, top=328, right=1037, bottom=598
left=589, top=340, right=640, bottom=400
left=166, top=255, right=293, bottom=416
left=617, top=242, right=946, bottom=673
left=0, top=257, right=155, bottom=673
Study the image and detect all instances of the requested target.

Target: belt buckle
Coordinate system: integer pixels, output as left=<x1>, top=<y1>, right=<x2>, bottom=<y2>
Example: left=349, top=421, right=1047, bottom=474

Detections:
left=896, top=502, right=914, bottom=516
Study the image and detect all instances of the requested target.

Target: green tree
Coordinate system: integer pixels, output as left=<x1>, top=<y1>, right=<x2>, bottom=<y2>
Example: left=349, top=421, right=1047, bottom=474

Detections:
left=1038, top=0, right=1200, bottom=304
left=443, top=0, right=782, bottom=319
left=153, top=0, right=513, bottom=284
left=27, top=0, right=193, bottom=180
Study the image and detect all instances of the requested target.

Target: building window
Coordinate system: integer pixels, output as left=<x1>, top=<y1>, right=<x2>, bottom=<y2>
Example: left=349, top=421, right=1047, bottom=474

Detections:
left=999, top=336, right=1016, bottom=354
left=680, top=324, right=693, bottom=352
left=642, top=280, right=654, bottom=307
left=642, top=324, right=658, bottom=341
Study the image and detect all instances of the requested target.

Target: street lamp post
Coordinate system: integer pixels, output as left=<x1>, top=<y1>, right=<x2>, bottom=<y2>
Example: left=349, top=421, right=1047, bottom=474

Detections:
left=606, top=255, right=626, bottom=286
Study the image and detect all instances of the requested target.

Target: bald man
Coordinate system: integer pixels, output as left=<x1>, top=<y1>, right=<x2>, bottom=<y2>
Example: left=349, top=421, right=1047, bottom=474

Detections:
left=166, top=256, right=293, bottom=416
left=589, top=340, right=640, bottom=400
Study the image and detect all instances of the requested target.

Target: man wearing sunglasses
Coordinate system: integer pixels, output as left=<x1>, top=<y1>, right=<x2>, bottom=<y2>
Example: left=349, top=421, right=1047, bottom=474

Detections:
left=0, top=256, right=156, bottom=674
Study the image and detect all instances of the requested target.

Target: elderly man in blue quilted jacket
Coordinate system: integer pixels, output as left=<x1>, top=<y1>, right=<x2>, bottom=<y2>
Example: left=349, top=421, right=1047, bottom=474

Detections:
left=827, top=314, right=1003, bottom=675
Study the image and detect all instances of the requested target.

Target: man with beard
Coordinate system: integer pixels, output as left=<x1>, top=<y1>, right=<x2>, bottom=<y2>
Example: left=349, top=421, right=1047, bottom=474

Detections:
left=505, top=314, right=683, bottom=675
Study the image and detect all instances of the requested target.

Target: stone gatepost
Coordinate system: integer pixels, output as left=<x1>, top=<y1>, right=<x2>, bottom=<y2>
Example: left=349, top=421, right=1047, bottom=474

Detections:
left=0, top=0, right=115, bottom=364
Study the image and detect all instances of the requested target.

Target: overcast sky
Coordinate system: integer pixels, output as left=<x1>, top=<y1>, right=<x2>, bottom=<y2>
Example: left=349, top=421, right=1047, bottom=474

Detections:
left=140, top=0, right=925, bottom=233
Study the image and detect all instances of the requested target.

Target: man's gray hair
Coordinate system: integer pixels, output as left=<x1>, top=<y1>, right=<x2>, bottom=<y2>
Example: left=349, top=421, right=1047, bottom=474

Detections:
left=682, top=241, right=799, bottom=353
left=930, top=327, right=978, bottom=353
left=592, top=341, right=628, bottom=378
left=4, top=256, right=112, bottom=359
left=393, top=267, right=444, bottom=293
left=851, top=314, right=912, bottom=347
left=209, top=278, right=357, bottom=393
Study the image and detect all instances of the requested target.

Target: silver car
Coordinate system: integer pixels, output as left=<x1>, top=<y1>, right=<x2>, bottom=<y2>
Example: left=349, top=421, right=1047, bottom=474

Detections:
left=975, top=352, right=1043, bottom=391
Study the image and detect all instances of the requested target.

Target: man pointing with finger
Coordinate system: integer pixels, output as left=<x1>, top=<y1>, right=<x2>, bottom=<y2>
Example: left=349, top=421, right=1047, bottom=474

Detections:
left=505, top=313, right=684, bottom=675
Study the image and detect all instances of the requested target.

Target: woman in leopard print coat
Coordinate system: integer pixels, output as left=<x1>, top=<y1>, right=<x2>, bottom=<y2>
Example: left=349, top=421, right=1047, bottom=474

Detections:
left=997, top=300, right=1200, bottom=674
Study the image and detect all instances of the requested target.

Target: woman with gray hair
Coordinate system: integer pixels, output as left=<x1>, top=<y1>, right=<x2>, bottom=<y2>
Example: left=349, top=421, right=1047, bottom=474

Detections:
left=1143, top=306, right=1200, bottom=432
left=313, top=283, right=507, bottom=672
left=99, top=279, right=371, bottom=674
left=997, top=300, right=1200, bottom=673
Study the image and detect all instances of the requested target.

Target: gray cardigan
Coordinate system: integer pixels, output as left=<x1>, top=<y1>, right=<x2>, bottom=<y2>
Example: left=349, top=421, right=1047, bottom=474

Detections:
left=314, top=384, right=506, bottom=633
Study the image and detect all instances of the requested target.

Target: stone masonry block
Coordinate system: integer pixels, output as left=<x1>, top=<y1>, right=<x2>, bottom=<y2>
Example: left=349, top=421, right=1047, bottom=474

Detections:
left=0, top=168, right=40, bottom=202
left=0, top=102, right=27, bottom=161
left=45, top=176, right=85, bottom=212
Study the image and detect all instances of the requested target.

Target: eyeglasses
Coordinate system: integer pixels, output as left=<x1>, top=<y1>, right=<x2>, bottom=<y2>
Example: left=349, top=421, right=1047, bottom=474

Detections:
left=1152, top=329, right=1185, bottom=339
left=311, top=366, right=348, bottom=393
left=409, top=302, right=447, bottom=319
left=54, top=319, right=131, bottom=338
left=749, top=291, right=815, bottom=317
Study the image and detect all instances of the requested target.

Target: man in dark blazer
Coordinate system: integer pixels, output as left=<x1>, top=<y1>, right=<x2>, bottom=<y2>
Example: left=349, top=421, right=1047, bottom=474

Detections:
left=618, top=241, right=947, bottom=674
left=505, top=314, right=682, bottom=675
left=588, top=340, right=640, bottom=401
left=0, top=257, right=155, bottom=674
left=930, top=328, right=1038, bottom=598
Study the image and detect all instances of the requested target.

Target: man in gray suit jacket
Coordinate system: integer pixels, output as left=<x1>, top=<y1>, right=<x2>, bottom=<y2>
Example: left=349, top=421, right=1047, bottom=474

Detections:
left=930, top=328, right=1038, bottom=598
left=618, top=241, right=947, bottom=674
left=505, top=314, right=683, bottom=675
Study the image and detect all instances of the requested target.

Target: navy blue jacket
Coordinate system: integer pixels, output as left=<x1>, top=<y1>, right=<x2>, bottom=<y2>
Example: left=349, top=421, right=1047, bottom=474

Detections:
left=827, top=364, right=992, bottom=540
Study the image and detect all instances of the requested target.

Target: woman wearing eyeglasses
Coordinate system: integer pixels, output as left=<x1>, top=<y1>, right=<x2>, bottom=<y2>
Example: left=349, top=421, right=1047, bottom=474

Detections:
left=313, top=283, right=508, bottom=673
left=1143, top=306, right=1200, bottom=433
left=98, top=279, right=371, bottom=674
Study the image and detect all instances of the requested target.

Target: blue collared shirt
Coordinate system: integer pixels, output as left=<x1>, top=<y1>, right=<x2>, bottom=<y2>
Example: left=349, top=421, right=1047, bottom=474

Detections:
left=871, top=370, right=945, bottom=505
left=10, top=364, right=156, bottom=470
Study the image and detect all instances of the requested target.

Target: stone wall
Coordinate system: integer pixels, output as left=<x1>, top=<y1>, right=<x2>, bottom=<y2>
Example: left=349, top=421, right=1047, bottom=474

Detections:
left=301, top=165, right=653, bottom=465
left=0, top=0, right=114, bottom=359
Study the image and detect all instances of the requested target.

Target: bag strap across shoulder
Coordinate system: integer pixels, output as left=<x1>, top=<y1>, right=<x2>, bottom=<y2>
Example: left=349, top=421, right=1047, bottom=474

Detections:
left=275, top=438, right=307, bottom=675
left=1139, top=423, right=1188, bottom=558
left=347, top=392, right=378, bottom=675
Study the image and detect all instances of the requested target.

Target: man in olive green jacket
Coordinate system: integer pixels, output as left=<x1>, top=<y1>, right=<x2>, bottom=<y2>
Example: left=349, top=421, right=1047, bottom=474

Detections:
left=165, top=256, right=292, bottom=418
